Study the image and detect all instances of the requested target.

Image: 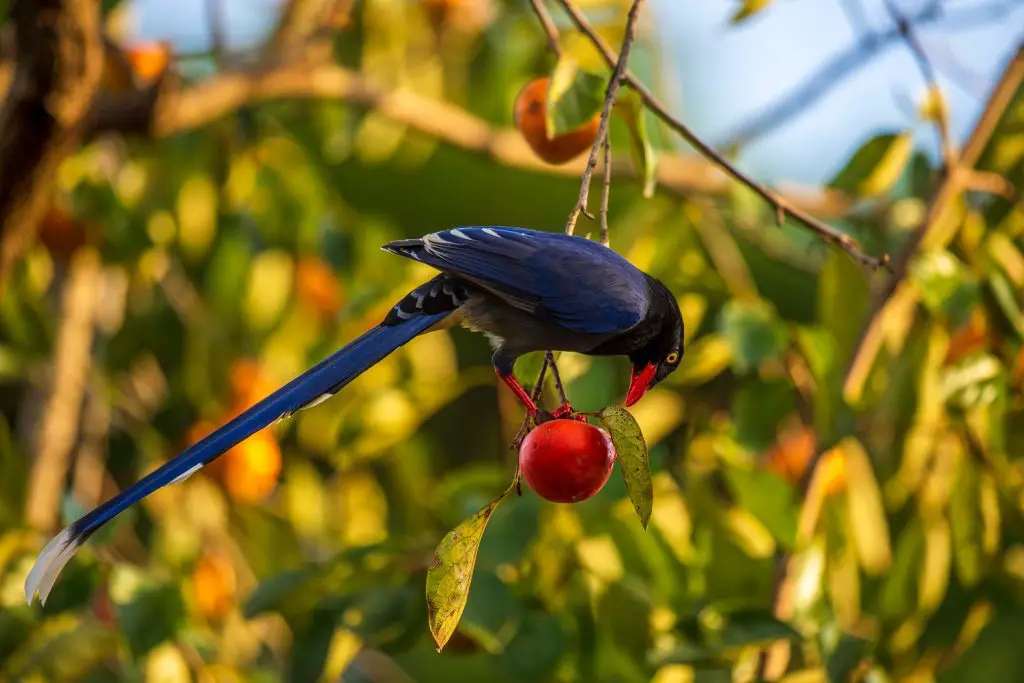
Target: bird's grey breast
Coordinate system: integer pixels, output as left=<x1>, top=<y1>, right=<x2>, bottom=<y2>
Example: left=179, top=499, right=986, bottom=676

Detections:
left=458, top=286, right=614, bottom=355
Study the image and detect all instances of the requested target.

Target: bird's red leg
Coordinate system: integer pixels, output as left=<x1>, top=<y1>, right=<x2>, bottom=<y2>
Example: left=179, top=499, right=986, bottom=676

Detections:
left=495, top=368, right=538, bottom=416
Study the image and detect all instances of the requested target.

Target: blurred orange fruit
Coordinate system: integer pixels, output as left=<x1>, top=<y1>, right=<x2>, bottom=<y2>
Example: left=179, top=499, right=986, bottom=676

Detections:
left=295, top=255, right=343, bottom=321
left=945, top=308, right=988, bottom=365
left=184, top=411, right=281, bottom=503
left=91, top=580, right=117, bottom=626
left=125, top=41, right=172, bottom=83
left=514, top=77, right=600, bottom=165
left=38, top=205, right=89, bottom=262
left=229, top=358, right=277, bottom=410
left=422, top=0, right=495, bottom=34
left=191, top=551, right=237, bottom=619
left=763, top=423, right=846, bottom=496
left=764, top=424, right=815, bottom=484
left=222, top=429, right=282, bottom=504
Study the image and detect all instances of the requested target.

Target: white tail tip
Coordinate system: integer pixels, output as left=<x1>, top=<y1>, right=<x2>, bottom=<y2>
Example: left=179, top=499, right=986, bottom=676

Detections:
left=25, top=527, right=81, bottom=606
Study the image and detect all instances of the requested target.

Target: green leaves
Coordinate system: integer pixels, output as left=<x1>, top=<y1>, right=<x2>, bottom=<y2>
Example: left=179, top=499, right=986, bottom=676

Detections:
left=546, top=58, right=607, bottom=138
left=719, top=298, right=788, bottom=374
left=425, top=483, right=514, bottom=651
left=828, top=132, right=915, bottom=197
left=615, top=89, right=659, bottom=197
left=912, top=250, right=981, bottom=328
left=597, top=406, right=652, bottom=529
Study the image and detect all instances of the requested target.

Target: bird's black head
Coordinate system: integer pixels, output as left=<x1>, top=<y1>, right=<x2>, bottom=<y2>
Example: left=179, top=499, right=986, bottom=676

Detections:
left=625, top=278, right=684, bottom=407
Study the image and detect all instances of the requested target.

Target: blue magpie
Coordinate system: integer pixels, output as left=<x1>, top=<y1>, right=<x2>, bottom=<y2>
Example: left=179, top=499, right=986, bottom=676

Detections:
left=25, top=226, right=684, bottom=605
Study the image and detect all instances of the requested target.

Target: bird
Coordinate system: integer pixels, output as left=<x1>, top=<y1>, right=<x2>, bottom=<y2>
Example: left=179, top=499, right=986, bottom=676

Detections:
left=24, top=225, right=684, bottom=605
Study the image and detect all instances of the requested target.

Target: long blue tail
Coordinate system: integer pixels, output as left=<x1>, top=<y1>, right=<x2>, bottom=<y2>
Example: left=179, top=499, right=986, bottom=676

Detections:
left=25, top=307, right=453, bottom=605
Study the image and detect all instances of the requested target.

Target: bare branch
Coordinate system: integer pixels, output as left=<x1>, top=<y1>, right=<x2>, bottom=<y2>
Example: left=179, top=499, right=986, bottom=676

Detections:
left=529, top=0, right=563, bottom=58
left=600, top=134, right=612, bottom=247
left=883, top=0, right=956, bottom=168
left=83, top=59, right=852, bottom=221
left=565, top=0, right=644, bottom=235
left=556, top=0, right=889, bottom=269
left=720, top=1, right=1020, bottom=149
left=0, top=0, right=104, bottom=294
left=844, top=46, right=1024, bottom=396
left=25, top=248, right=101, bottom=531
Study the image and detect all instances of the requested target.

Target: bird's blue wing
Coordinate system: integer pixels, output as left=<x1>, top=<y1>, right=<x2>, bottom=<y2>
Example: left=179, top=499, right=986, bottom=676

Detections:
left=382, top=226, right=650, bottom=335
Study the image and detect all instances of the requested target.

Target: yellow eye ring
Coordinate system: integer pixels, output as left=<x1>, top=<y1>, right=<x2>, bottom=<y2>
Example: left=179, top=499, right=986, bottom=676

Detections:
left=666, top=352, right=679, bottom=364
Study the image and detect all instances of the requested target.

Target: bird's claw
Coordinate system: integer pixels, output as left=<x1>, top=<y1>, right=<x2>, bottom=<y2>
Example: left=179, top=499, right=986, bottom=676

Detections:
left=535, top=402, right=585, bottom=423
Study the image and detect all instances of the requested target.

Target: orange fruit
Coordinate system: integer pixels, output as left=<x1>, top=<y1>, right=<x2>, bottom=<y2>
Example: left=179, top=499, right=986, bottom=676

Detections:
left=295, top=255, right=343, bottom=321
left=764, top=424, right=816, bottom=485
left=38, top=205, right=89, bottom=262
left=222, top=429, right=282, bottom=504
left=514, top=77, right=600, bottom=165
left=228, top=358, right=277, bottom=410
left=945, top=308, right=988, bottom=365
left=191, top=552, right=236, bottom=619
left=125, top=41, right=171, bottom=83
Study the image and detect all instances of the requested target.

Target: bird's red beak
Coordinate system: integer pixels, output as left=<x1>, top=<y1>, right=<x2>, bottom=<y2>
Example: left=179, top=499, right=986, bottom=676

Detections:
left=625, top=362, right=656, bottom=407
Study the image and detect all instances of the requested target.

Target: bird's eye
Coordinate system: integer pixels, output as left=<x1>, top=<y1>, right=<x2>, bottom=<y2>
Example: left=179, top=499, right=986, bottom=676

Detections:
left=665, top=351, right=679, bottom=364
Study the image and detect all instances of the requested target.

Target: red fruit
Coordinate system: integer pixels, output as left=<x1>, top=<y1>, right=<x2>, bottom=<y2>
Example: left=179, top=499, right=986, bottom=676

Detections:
left=518, top=419, right=616, bottom=503
left=514, top=77, right=600, bottom=165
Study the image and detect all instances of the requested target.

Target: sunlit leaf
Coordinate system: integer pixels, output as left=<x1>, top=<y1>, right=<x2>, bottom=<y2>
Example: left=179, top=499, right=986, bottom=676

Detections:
left=731, top=0, right=773, bottom=23
left=838, top=438, right=891, bottom=575
left=597, top=406, right=653, bottom=529
left=829, top=132, right=915, bottom=197
left=671, top=334, right=732, bottom=386
left=546, top=58, right=607, bottom=138
left=614, top=89, right=658, bottom=197
left=115, top=583, right=186, bottom=657
left=425, top=483, right=514, bottom=651
left=911, top=250, right=981, bottom=327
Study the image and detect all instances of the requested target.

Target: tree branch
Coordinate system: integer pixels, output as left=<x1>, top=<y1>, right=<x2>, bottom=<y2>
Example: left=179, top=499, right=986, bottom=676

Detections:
left=565, top=0, right=644, bottom=235
left=555, top=0, right=888, bottom=269
left=83, top=59, right=852, bottom=219
left=883, top=0, right=955, bottom=168
left=720, top=1, right=1021, bottom=149
left=0, top=0, right=104, bottom=294
left=529, top=0, right=563, bottom=58
left=844, top=46, right=1024, bottom=396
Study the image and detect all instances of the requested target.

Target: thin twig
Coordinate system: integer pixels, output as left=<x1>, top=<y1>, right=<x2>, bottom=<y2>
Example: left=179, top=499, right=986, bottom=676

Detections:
left=719, top=0, right=1020, bottom=149
left=565, top=0, right=645, bottom=235
left=546, top=351, right=570, bottom=405
left=600, top=134, right=612, bottom=247
left=206, top=0, right=228, bottom=63
left=25, top=248, right=101, bottom=531
left=529, top=0, right=563, bottom=58
left=838, top=0, right=872, bottom=37
left=556, top=0, right=889, bottom=270
left=511, top=354, right=552, bottom=456
left=883, top=0, right=956, bottom=168
left=844, top=46, right=1023, bottom=392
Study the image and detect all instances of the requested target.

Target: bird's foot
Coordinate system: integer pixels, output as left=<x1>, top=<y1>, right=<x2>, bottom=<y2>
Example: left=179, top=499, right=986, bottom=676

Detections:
left=495, top=368, right=538, bottom=416
left=535, top=402, right=585, bottom=424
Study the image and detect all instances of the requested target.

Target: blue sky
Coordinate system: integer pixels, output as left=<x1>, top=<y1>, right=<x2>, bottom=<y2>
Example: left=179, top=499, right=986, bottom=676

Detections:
left=130, top=0, right=1023, bottom=186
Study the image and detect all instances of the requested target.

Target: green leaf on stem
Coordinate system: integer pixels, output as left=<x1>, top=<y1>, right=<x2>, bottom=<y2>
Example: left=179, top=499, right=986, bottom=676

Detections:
left=597, top=406, right=652, bottom=529
left=425, top=483, right=515, bottom=651
left=828, top=132, right=914, bottom=197
left=546, top=57, right=607, bottom=138
left=614, top=89, right=658, bottom=197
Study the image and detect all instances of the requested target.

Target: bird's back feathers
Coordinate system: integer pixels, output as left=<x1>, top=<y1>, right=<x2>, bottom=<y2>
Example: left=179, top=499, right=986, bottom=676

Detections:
left=382, top=226, right=650, bottom=336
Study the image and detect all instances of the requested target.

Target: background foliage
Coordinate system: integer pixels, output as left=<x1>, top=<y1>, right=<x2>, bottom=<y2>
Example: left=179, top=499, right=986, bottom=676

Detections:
left=0, top=1, right=1022, bottom=682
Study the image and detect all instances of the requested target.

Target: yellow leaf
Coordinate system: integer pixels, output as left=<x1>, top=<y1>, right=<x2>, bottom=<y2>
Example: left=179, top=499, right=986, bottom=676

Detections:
left=672, top=334, right=733, bottom=386
left=425, top=484, right=514, bottom=651
left=860, top=132, right=914, bottom=197
left=841, top=438, right=892, bottom=575
left=597, top=406, right=652, bottom=528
